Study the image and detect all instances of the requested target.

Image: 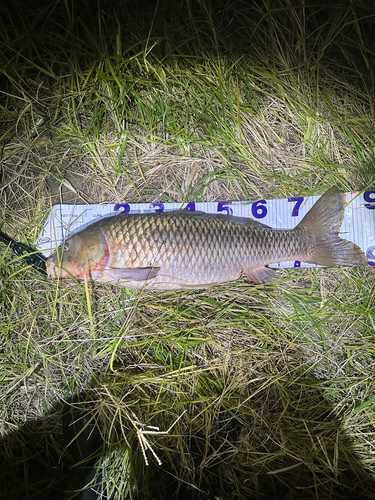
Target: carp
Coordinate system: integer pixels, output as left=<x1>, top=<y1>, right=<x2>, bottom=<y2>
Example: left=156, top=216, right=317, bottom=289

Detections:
left=46, top=187, right=368, bottom=290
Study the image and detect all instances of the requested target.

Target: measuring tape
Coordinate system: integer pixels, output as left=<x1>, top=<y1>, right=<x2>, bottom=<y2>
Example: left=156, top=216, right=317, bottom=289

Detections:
left=37, top=191, right=375, bottom=268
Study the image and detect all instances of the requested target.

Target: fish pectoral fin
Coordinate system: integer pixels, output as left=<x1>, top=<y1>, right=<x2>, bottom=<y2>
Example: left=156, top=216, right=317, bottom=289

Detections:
left=246, top=266, right=276, bottom=284
left=104, top=267, right=160, bottom=282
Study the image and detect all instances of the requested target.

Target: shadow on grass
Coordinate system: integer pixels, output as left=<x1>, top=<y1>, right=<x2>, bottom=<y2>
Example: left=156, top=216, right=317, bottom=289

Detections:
left=0, top=367, right=375, bottom=500
left=0, top=393, right=105, bottom=500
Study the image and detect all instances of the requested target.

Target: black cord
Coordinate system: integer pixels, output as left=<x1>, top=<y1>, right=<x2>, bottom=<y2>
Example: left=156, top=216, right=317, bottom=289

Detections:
left=0, top=230, right=47, bottom=275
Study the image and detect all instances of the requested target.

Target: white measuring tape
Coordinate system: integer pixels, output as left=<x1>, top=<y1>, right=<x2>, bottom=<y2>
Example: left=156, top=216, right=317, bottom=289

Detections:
left=37, top=191, right=375, bottom=268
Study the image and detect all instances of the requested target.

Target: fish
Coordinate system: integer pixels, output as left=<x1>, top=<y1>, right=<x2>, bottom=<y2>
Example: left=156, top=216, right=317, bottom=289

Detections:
left=46, top=187, right=368, bottom=290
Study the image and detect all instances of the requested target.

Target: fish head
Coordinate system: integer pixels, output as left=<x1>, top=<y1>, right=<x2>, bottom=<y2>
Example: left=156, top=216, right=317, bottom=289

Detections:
left=46, top=228, right=109, bottom=279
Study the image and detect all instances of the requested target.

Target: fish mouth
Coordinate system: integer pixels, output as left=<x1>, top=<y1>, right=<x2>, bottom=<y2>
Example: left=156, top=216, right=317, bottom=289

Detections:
left=46, top=258, right=71, bottom=279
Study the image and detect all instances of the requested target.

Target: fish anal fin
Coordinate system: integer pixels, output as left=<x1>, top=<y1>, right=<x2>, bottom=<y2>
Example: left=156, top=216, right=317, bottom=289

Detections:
left=246, top=266, right=276, bottom=284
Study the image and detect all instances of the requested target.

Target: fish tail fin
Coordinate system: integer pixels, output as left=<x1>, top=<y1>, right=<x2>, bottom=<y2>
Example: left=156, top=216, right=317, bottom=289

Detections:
left=296, top=186, right=368, bottom=267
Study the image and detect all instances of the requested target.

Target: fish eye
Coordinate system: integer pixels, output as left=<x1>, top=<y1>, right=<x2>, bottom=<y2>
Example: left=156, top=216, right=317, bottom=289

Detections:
left=63, top=241, right=71, bottom=252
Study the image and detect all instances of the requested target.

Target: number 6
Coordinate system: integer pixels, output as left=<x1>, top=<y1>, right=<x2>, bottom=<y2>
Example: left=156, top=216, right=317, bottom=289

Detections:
left=251, top=200, right=267, bottom=219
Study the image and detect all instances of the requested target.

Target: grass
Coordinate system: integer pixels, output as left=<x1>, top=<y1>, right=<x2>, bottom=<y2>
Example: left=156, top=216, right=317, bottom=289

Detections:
left=1, top=0, right=375, bottom=498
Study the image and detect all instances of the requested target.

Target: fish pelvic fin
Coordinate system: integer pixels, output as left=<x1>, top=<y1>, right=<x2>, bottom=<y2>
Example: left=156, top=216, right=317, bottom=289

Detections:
left=246, top=266, right=276, bottom=284
left=296, top=186, right=368, bottom=267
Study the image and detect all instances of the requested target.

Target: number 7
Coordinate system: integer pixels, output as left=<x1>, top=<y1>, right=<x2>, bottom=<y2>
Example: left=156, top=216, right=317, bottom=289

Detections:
left=288, top=197, right=304, bottom=217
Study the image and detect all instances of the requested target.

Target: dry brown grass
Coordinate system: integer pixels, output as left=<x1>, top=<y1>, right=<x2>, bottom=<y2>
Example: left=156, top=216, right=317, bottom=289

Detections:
left=1, top=1, right=375, bottom=499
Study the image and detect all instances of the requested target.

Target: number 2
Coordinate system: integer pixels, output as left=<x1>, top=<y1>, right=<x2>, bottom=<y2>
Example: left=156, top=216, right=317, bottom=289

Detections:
left=114, top=203, right=130, bottom=214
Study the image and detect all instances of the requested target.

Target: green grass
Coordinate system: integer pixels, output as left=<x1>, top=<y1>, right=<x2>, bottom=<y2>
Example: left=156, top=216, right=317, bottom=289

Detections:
left=1, top=1, right=375, bottom=498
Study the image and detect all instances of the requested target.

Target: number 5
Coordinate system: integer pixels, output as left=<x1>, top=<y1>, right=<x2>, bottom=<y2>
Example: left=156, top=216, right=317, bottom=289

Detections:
left=217, top=201, right=233, bottom=215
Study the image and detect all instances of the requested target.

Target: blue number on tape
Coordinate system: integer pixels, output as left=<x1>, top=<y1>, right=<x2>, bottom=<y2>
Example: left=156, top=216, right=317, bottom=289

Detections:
left=294, top=261, right=301, bottom=267
left=364, top=191, right=375, bottom=209
left=150, top=203, right=165, bottom=212
left=366, top=246, right=375, bottom=266
left=114, top=203, right=130, bottom=214
left=288, top=197, right=304, bottom=217
left=184, top=202, right=196, bottom=211
left=251, top=199, right=267, bottom=219
left=217, top=201, right=233, bottom=215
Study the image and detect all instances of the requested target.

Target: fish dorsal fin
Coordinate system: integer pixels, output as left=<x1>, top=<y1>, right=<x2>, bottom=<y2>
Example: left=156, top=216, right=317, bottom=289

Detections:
left=176, top=210, right=272, bottom=229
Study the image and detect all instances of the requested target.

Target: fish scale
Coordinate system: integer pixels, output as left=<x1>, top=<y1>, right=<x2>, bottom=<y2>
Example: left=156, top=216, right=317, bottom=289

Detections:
left=100, top=212, right=301, bottom=287
left=46, top=187, right=368, bottom=290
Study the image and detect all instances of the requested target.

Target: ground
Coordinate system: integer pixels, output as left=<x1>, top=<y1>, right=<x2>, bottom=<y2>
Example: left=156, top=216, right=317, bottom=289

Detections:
left=0, top=1, right=375, bottom=499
